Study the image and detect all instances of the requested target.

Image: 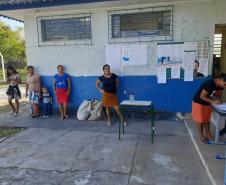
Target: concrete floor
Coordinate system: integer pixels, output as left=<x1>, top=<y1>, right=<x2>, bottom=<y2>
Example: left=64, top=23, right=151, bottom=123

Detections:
left=0, top=107, right=217, bottom=185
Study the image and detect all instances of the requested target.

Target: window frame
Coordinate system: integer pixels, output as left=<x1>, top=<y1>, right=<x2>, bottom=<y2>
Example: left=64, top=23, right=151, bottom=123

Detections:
left=36, top=13, right=92, bottom=46
left=108, top=6, right=174, bottom=44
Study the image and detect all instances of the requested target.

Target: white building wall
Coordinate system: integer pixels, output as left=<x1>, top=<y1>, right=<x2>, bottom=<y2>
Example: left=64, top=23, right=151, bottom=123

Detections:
left=24, top=0, right=226, bottom=76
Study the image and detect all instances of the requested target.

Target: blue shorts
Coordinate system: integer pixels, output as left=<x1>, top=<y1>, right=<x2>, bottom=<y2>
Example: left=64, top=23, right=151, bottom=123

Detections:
left=29, top=90, right=39, bottom=104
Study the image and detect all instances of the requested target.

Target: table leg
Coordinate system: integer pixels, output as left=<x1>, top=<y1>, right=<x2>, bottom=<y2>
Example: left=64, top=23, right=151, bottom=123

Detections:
left=120, top=107, right=125, bottom=135
left=122, top=120, right=125, bottom=134
left=148, top=105, right=155, bottom=144
left=215, top=113, right=220, bottom=143
left=119, top=119, right=121, bottom=140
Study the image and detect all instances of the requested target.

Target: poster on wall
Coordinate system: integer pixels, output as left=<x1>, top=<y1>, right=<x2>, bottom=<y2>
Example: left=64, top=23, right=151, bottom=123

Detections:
left=184, top=42, right=197, bottom=51
left=105, top=45, right=122, bottom=75
left=171, top=65, right=181, bottom=79
left=156, top=41, right=209, bottom=82
left=184, top=68, right=194, bottom=82
left=157, top=66, right=166, bottom=84
left=121, top=45, right=147, bottom=66
left=198, top=59, right=208, bottom=76
left=183, top=51, right=196, bottom=70
left=157, top=43, right=184, bottom=66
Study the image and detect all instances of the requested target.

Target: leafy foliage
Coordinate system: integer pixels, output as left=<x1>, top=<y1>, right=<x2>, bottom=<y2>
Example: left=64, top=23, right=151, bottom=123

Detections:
left=0, top=21, right=26, bottom=64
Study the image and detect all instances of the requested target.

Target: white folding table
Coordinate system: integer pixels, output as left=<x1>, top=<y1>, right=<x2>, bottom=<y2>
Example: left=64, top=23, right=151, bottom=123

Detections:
left=211, top=104, right=226, bottom=143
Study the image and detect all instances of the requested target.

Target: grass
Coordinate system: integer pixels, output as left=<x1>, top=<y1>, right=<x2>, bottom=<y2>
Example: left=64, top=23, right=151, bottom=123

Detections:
left=0, top=101, right=28, bottom=114
left=0, top=127, right=24, bottom=139
left=0, top=101, right=28, bottom=139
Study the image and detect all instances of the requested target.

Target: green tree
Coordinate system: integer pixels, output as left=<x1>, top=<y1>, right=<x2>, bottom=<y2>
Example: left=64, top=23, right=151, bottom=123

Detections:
left=0, top=21, right=26, bottom=65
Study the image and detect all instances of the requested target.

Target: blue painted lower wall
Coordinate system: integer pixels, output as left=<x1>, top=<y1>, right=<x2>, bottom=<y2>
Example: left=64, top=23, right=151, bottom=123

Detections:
left=41, top=75, right=207, bottom=112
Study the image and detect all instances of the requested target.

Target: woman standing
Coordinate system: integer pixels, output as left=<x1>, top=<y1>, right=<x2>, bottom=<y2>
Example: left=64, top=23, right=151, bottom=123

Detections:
left=25, top=66, right=41, bottom=118
left=53, top=65, right=71, bottom=120
left=192, top=73, right=226, bottom=142
left=96, top=64, right=125, bottom=125
left=6, top=65, right=21, bottom=116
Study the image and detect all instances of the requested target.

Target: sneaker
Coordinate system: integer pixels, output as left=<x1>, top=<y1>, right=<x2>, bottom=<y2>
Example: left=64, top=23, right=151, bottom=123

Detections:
left=13, top=113, right=19, bottom=117
left=46, top=115, right=49, bottom=118
left=64, top=115, right=69, bottom=119
left=42, top=116, right=46, bottom=118
left=11, top=111, right=16, bottom=115
left=31, top=114, right=36, bottom=118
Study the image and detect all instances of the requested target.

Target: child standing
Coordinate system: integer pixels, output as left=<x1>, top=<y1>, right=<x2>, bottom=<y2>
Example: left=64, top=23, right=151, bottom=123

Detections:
left=42, top=87, right=52, bottom=117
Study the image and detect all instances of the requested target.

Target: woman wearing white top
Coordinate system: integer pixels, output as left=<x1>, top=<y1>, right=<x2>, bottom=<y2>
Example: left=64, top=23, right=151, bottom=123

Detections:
left=6, top=65, right=21, bottom=116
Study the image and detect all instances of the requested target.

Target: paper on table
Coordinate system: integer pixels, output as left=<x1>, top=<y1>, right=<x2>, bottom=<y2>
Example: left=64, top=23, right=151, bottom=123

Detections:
left=184, top=68, right=193, bottom=81
left=171, top=65, right=181, bottom=78
left=213, top=103, right=226, bottom=111
left=157, top=67, right=166, bottom=84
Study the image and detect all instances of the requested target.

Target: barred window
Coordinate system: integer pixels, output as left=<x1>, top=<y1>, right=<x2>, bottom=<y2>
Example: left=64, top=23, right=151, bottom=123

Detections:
left=108, top=6, right=173, bottom=43
left=37, top=13, right=92, bottom=46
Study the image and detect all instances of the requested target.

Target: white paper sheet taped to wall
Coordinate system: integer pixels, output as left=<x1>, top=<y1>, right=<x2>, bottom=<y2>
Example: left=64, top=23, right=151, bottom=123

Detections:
left=105, top=45, right=121, bottom=75
left=157, top=67, right=166, bottom=84
left=121, top=45, right=147, bottom=66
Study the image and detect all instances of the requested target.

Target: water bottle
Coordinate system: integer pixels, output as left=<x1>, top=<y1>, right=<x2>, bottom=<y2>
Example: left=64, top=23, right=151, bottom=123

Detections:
left=129, top=93, right=135, bottom=102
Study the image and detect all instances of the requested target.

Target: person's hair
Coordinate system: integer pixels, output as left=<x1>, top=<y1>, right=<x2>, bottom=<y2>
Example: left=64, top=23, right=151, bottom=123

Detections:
left=57, top=65, right=64, bottom=69
left=27, top=66, right=34, bottom=70
left=103, top=64, right=110, bottom=71
left=6, top=65, right=18, bottom=78
left=217, top=73, right=226, bottom=82
left=195, top=60, right=199, bottom=66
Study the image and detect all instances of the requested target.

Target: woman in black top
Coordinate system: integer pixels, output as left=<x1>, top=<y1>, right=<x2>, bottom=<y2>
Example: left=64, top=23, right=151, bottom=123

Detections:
left=96, top=64, right=125, bottom=125
left=192, top=73, right=226, bottom=142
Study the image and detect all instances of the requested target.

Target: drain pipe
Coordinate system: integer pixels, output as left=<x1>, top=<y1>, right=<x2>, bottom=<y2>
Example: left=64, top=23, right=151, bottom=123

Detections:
left=0, top=52, right=6, bottom=81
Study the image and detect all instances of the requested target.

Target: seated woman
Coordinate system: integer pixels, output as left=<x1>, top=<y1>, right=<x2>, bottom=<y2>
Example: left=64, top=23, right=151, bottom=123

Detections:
left=96, top=64, right=125, bottom=126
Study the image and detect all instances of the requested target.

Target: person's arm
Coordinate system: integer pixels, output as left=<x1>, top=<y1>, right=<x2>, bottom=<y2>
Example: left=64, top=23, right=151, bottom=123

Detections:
left=67, top=77, right=71, bottom=95
left=96, top=79, right=104, bottom=94
left=25, top=83, right=29, bottom=97
left=6, top=76, right=9, bottom=84
left=200, top=89, right=221, bottom=104
left=50, top=96, right=53, bottom=104
left=16, top=74, right=21, bottom=85
left=116, top=78, right=119, bottom=87
left=36, top=75, right=41, bottom=93
left=53, top=79, right=56, bottom=95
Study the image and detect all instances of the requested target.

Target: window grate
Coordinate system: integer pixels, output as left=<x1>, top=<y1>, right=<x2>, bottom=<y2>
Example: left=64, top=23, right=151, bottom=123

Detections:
left=108, top=6, right=174, bottom=43
left=37, top=13, right=92, bottom=46
left=213, top=34, right=222, bottom=57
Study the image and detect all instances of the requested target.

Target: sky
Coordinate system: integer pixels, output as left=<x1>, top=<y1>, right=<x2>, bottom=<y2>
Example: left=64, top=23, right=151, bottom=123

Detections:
left=0, top=16, right=24, bottom=30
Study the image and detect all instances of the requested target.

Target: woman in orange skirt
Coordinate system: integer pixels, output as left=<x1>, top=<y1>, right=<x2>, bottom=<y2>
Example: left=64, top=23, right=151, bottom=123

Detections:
left=96, top=64, right=125, bottom=125
left=192, top=73, right=226, bottom=142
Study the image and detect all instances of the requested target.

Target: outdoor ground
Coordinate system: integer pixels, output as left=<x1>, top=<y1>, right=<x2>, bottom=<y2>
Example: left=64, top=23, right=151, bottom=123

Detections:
left=0, top=101, right=224, bottom=184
